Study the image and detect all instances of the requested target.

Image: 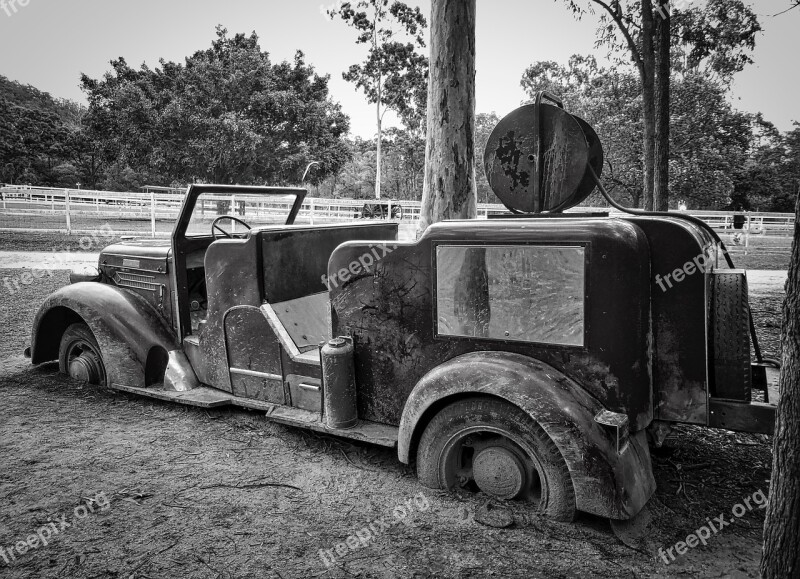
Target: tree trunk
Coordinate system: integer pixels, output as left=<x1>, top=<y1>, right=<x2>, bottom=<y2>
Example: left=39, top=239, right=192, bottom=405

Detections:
left=761, top=195, right=800, bottom=577
left=653, top=2, right=670, bottom=212
left=375, top=76, right=382, bottom=200
left=417, top=0, right=477, bottom=235
left=630, top=188, right=642, bottom=209
left=641, top=0, right=656, bottom=211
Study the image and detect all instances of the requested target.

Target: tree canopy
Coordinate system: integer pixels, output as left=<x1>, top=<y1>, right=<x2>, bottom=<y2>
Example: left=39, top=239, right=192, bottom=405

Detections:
left=80, top=27, right=351, bottom=190
left=520, top=54, right=795, bottom=211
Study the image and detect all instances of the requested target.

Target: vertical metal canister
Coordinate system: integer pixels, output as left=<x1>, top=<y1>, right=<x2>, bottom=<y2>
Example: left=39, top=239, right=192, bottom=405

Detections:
left=321, top=336, right=358, bottom=429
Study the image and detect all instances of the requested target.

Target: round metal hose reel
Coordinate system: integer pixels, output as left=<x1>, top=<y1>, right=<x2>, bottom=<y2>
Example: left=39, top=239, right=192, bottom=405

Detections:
left=483, top=92, right=604, bottom=214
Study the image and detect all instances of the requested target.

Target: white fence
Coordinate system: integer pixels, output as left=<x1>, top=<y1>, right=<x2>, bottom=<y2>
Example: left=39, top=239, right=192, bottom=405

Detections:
left=0, top=184, right=795, bottom=238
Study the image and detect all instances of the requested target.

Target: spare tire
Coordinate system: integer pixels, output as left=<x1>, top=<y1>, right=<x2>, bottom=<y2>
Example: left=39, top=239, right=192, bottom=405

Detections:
left=711, top=271, right=752, bottom=401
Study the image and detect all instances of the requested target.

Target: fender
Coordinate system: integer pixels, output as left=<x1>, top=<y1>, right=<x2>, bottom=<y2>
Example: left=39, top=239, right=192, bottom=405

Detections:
left=30, top=282, right=187, bottom=389
left=398, top=351, right=655, bottom=520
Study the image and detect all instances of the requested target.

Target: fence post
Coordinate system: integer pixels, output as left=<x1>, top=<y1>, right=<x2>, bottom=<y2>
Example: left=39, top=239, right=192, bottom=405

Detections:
left=151, top=192, right=156, bottom=237
left=64, top=189, right=71, bottom=234
left=310, top=198, right=315, bottom=225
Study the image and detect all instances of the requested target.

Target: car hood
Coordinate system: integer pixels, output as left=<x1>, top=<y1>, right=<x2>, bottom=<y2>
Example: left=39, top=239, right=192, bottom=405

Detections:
left=101, top=240, right=172, bottom=260
left=99, top=240, right=172, bottom=273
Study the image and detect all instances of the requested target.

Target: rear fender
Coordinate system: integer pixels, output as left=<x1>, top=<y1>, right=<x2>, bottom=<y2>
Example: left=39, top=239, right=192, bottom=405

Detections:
left=30, top=283, right=186, bottom=389
left=398, top=351, right=655, bottom=520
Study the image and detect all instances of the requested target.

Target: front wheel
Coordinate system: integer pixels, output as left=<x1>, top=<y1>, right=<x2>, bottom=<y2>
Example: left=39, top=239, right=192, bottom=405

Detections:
left=58, top=323, right=107, bottom=387
left=416, top=397, right=576, bottom=521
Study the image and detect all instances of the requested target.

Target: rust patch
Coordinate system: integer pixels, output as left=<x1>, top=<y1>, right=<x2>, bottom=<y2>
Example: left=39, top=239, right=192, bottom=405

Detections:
left=493, top=130, right=530, bottom=192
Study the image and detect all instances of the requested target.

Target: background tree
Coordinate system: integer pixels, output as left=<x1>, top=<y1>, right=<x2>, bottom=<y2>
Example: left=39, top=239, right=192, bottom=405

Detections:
left=381, top=127, right=425, bottom=199
left=316, top=126, right=425, bottom=200
left=521, top=54, right=770, bottom=210
left=669, top=74, right=752, bottom=209
left=475, top=111, right=500, bottom=204
left=0, top=75, right=88, bottom=187
left=653, top=2, right=669, bottom=211
left=563, top=0, right=760, bottom=210
left=328, top=0, right=428, bottom=199
left=418, top=0, right=476, bottom=233
left=331, top=138, right=377, bottom=199
left=81, top=27, right=351, bottom=190
left=734, top=120, right=800, bottom=212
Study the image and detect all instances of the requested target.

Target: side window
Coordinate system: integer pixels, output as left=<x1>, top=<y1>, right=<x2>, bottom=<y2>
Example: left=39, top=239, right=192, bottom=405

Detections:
left=435, top=245, right=585, bottom=347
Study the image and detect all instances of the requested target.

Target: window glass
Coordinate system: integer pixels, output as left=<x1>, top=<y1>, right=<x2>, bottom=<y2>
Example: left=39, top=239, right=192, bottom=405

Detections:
left=186, top=192, right=298, bottom=237
left=436, top=245, right=585, bottom=346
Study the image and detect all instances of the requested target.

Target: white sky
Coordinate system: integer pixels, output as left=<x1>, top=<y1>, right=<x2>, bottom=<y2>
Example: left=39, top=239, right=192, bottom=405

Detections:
left=0, top=0, right=797, bottom=138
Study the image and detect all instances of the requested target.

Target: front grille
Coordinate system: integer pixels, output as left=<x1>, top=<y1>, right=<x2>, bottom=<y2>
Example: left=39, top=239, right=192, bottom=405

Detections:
left=114, top=271, right=158, bottom=292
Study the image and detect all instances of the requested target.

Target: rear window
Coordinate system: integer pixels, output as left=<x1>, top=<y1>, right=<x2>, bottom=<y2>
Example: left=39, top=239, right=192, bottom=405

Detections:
left=435, top=244, right=585, bottom=347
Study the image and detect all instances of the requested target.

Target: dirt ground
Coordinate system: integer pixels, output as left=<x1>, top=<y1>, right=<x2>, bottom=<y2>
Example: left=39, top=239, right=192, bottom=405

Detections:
left=0, top=241, right=787, bottom=578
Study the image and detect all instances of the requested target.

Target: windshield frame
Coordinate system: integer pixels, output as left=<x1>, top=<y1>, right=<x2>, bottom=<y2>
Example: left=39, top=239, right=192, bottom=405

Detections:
left=173, top=184, right=306, bottom=241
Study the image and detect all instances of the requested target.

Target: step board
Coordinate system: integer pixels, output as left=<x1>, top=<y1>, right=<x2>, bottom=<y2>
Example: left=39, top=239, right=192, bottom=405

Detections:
left=259, top=403, right=398, bottom=447
left=112, top=383, right=232, bottom=408
left=111, top=384, right=398, bottom=447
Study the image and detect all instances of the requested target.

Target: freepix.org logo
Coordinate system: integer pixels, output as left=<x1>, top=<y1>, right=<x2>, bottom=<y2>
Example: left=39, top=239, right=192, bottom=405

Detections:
left=1, top=0, right=30, bottom=18
left=0, top=491, right=110, bottom=566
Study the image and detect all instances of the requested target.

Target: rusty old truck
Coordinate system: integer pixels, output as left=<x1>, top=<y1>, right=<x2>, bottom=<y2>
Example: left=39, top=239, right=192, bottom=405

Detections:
left=27, top=96, right=781, bottom=522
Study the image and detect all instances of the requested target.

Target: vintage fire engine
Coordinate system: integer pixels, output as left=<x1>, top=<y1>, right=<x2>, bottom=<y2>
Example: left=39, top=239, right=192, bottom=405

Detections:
left=27, top=93, right=780, bottom=522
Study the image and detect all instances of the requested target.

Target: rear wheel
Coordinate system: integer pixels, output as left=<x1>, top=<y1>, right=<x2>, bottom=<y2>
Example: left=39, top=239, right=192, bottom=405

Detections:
left=416, top=397, right=576, bottom=521
left=58, top=323, right=107, bottom=387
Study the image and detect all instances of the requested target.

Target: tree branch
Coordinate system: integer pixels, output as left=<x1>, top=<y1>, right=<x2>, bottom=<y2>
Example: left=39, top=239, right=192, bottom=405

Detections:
left=591, top=0, right=645, bottom=75
left=772, top=1, right=800, bottom=16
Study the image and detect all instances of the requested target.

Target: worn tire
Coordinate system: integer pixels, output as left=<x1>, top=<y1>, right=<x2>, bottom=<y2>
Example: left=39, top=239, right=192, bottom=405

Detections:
left=712, top=272, right=751, bottom=400
left=416, top=397, right=576, bottom=521
left=58, top=323, right=107, bottom=387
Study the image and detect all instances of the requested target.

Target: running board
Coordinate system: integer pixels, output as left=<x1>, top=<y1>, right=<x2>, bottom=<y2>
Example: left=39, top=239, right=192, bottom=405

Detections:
left=111, top=384, right=398, bottom=447
left=112, top=383, right=231, bottom=408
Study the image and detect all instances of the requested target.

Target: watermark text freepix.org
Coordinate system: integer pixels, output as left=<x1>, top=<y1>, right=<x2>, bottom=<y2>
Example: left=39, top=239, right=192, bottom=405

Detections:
left=0, top=491, right=110, bottom=565
left=658, top=488, right=766, bottom=564
left=318, top=492, right=429, bottom=568
left=1, top=0, right=30, bottom=17
left=654, top=246, right=716, bottom=293
left=321, top=242, right=395, bottom=292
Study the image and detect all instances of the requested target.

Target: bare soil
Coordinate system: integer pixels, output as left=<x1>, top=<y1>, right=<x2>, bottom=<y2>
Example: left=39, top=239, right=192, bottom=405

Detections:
left=0, top=259, right=786, bottom=578
left=0, top=232, right=140, bottom=253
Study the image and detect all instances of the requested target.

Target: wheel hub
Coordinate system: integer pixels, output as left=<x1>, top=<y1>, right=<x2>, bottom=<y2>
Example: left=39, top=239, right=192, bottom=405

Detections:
left=68, top=351, right=102, bottom=384
left=472, top=446, right=527, bottom=500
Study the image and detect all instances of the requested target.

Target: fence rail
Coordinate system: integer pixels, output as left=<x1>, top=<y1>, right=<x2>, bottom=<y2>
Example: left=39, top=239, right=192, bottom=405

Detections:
left=0, top=184, right=795, bottom=238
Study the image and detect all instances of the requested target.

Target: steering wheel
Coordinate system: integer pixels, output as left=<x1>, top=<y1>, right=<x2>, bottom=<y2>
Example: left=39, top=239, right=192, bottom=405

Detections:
left=211, top=215, right=251, bottom=239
